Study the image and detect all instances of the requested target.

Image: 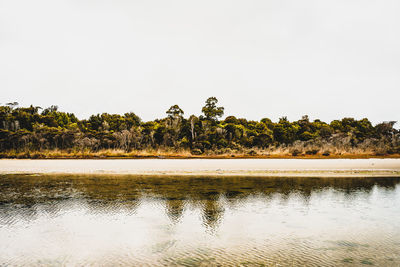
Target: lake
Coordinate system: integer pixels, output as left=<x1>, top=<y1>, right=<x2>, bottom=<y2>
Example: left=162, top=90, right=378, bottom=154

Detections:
left=0, top=174, right=399, bottom=266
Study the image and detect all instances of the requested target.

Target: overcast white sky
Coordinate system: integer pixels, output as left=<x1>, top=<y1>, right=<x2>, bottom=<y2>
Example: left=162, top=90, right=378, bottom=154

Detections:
left=1, top=0, right=399, bottom=125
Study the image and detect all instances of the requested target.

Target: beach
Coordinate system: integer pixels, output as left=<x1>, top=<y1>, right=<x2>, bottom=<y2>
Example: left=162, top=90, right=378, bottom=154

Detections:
left=1, top=158, right=399, bottom=177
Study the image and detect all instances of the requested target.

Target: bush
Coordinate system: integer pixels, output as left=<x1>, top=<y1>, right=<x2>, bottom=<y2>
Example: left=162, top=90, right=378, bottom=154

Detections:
left=387, top=146, right=400, bottom=155
left=32, top=153, right=42, bottom=158
left=247, top=150, right=257, bottom=156
left=305, top=149, right=319, bottom=155
left=191, top=148, right=202, bottom=155
left=179, top=137, right=190, bottom=148
left=322, top=151, right=330, bottom=156
left=291, top=149, right=301, bottom=156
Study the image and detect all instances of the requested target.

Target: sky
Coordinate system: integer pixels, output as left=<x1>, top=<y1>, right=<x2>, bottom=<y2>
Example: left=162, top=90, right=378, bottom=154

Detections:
left=1, top=0, right=399, bottom=125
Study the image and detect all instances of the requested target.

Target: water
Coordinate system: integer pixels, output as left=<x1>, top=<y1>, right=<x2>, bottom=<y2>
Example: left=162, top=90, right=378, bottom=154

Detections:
left=0, top=174, right=399, bottom=266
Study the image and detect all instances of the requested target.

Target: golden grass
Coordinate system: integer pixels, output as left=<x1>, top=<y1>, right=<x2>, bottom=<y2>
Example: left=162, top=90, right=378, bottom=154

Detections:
left=0, top=148, right=399, bottom=159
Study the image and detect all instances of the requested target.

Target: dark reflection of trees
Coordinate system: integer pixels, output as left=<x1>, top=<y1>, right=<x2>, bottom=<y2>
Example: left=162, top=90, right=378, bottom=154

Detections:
left=0, top=174, right=399, bottom=228
left=165, top=198, right=185, bottom=223
left=201, top=199, right=224, bottom=230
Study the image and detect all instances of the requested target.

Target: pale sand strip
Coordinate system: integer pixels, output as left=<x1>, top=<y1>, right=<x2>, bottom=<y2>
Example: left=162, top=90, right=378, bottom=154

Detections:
left=0, top=159, right=400, bottom=177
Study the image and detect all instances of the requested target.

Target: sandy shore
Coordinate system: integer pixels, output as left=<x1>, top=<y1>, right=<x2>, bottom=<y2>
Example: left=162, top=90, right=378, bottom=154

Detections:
left=1, top=159, right=400, bottom=177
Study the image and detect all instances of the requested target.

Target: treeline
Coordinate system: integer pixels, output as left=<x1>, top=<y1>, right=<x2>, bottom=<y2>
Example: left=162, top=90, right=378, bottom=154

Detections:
left=0, top=98, right=399, bottom=158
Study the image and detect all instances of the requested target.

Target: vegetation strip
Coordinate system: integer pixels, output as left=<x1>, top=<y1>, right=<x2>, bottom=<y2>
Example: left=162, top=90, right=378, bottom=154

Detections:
left=1, top=98, right=399, bottom=159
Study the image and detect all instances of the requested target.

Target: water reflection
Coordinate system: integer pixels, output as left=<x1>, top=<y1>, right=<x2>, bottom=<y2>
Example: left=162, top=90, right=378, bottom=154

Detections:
left=1, top=175, right=399, bottom=227
left=0, top=175, right=399, bottom=266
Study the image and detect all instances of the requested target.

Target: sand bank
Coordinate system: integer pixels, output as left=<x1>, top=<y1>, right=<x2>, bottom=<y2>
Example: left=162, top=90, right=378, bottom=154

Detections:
left=1, top=159, right=400, bottom=177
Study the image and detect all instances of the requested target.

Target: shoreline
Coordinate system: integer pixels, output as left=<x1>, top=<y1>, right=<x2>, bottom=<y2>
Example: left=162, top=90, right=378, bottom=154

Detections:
left=1, top=153, right=400, bottom=160
left=3, top=171, right=400, bottom=178
left=1, top=158, right=400, bottom=177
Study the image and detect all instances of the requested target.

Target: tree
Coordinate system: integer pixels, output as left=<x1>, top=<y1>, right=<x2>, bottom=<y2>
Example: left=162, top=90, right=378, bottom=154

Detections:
left=0, top=101, right=399, bottom=157
left=124, top=112, right=141, bottom=128
left=375, top=121, right=396, bottom=137
left=201, top=97, right=224, bottom=121
left=189, top=115, right=199, bottom=141
left=166, top=105, right=184, bottom=119
left=5, top=102, right=19, bottom=113
left=42, top=105, right=58, bottom=115
left=166, top=105, right=184, bottom=133
left=224, top=116, right=238, bottom=124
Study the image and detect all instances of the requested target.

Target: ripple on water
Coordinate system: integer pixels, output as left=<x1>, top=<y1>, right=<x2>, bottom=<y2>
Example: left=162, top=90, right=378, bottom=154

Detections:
left=0, top=174, right=400, bottom=266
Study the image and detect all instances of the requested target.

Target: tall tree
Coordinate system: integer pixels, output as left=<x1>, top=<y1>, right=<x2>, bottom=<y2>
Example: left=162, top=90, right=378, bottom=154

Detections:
left=201, top=97, right=224, bottom=121
left=166, top=105, right=184, bottom=119
left=166, top=105, right=184, bottom=134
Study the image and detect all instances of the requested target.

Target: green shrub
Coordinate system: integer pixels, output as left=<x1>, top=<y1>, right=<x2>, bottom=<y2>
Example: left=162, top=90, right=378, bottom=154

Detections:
left=291, top=149, right=301, bottom=156
left=191, top=148, right=202, bottom=155
left=247, top=150, right=257, bottom=156
left=306, top=149, right=319, bottom=155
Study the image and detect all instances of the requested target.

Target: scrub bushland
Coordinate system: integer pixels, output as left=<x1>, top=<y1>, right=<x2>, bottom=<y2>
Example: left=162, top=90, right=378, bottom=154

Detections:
left=1, top=98, right=399, bottom=159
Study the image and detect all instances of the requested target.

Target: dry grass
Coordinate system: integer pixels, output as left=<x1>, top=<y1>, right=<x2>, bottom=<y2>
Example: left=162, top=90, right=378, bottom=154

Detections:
left=0, top=147, right=399, bottom=159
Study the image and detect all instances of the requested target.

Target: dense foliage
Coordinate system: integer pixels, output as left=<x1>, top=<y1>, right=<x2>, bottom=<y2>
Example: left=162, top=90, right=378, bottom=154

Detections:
left=0, top=98, right=399, bottom=157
